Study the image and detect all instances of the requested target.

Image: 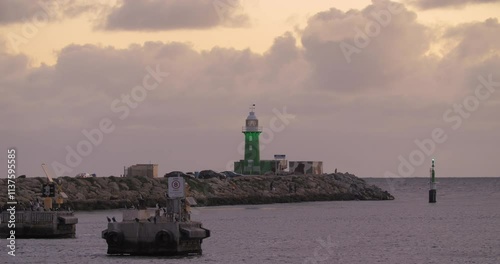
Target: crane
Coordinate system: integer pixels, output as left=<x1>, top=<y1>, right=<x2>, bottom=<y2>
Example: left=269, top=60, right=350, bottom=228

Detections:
left=41, top=163, right=68, bottom=209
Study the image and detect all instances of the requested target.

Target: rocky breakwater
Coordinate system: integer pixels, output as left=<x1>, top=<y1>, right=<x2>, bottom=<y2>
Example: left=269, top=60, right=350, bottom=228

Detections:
left=0, top=173, right=393, bottom=210
left=196, top=173, right=394, bottom=205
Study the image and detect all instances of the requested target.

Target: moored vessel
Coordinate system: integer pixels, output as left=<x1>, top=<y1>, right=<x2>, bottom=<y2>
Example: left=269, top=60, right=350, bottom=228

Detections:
left=102, top=176, right=210, bottom=255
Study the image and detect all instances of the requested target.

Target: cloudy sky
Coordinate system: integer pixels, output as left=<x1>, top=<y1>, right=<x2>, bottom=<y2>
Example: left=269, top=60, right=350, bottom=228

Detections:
left=1, top=0, right=499, bottom=178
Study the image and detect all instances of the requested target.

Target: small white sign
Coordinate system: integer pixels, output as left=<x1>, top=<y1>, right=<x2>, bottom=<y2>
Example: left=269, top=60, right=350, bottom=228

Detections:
left=168, top=177, right=185, bottom=198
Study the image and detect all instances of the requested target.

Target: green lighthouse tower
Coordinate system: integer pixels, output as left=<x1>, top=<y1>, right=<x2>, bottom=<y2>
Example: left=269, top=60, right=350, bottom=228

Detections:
left=242, top=104, right=262, bottom=175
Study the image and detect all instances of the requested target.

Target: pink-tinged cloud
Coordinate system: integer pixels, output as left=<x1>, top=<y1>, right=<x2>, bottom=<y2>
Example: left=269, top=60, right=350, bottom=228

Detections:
left=0, top=1, right=499, bottom=178
left=408, top=0, right=500, bottom=10
left=301, top=0, right=433, bottom=93
left=104, top=0, right=249, bottom=31
left=0, top=0, right=41, bottom=24
left=0, top=0, right=101, bottom=25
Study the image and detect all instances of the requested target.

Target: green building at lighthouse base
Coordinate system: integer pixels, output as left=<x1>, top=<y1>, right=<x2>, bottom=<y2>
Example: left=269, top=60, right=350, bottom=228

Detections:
left=234, top=159, right=282, bottom=175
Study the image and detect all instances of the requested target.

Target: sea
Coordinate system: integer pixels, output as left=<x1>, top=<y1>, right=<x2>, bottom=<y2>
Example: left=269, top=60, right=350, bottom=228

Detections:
left=5, top=177, right=500, bottom=264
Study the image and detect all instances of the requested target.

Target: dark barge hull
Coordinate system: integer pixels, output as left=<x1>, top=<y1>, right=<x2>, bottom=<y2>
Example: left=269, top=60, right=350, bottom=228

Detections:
left=102, top=221, right=210, bottom=255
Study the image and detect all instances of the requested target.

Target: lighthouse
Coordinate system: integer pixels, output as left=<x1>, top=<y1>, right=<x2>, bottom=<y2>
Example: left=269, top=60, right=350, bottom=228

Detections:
left=242, top=104, right=262, bottom=174
left=232, top=105, right=319, bottom=175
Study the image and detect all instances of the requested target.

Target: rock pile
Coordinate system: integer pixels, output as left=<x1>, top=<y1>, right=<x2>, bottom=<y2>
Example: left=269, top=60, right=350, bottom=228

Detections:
left=0, top=173, right=393, bottom=210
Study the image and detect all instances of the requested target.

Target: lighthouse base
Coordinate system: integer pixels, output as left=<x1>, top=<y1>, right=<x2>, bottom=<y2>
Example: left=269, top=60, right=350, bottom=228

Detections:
left=429, top=189, right=437, bottom=203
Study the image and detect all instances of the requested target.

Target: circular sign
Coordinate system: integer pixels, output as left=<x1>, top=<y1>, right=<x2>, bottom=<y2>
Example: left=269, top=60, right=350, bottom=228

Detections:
left=171, top=179, right=181, bottom=189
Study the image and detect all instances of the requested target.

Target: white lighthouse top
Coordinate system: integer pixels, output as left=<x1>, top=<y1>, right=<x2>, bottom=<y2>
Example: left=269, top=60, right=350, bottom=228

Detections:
left=247, top=104, right=257, bottom=120
left=243, top=104, right=262, bottom=132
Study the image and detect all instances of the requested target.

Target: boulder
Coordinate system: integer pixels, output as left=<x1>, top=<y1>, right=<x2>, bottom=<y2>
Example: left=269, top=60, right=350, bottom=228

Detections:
left=198, top=170, right=227, bottom=180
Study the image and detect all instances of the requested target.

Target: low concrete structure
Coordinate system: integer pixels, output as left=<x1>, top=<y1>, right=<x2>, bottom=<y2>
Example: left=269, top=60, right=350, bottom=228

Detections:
left=0, top=210, right=78, bottom=238
left=126, top=164, right=158, bottom=178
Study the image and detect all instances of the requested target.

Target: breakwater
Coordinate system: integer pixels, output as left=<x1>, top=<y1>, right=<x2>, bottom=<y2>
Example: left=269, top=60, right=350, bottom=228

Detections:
left=0, top=173, right=393, bottom=210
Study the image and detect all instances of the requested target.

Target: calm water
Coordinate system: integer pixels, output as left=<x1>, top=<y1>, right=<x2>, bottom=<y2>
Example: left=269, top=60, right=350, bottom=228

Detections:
left=5, top=178, right=500, bottom=264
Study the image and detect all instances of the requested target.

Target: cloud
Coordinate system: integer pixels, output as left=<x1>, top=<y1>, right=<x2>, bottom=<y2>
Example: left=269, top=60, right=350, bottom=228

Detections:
left=103, top=0, right=249, bottom=31
left=408, top=0, right=500, bottom=10
left=0, top=36, right=29, bottom=80
left=301, top=0, right=434, bottom=93
left=0, top=39, right=304, bottom=176
left=0, top=0, right=101, bottom=25
left=1, top=1, right=499, bottom=178
left=436, top=18, right=500, bottom=96
left=0, top=38, right=304, bottom=134
left=0, top=0, right=41, bottom=25
left=265, top=32, right=300, bottom=68
left=443, top=18, right=500, bottom=63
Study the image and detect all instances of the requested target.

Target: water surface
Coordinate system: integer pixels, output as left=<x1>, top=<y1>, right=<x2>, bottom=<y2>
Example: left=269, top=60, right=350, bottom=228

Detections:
left=6, top=178, right=500, bottom=264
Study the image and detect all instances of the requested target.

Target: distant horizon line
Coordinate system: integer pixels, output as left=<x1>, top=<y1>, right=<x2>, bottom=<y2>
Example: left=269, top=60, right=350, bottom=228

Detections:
left=361, top=176, right=500, bottom=179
